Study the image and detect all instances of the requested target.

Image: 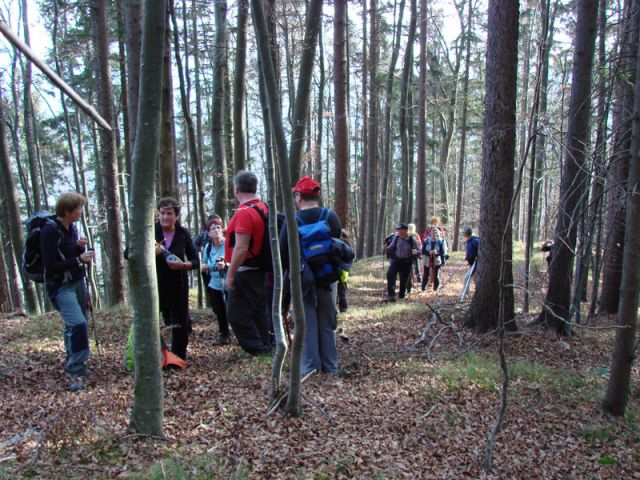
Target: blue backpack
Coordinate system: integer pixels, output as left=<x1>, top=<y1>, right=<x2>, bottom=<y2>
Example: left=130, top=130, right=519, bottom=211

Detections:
left=297, top=209, right=354, bottom=287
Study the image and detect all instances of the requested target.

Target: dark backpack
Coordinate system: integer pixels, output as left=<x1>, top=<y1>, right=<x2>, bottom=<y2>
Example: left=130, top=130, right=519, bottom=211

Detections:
left=22, top=211, right=63, bottom=283
left=297, top=208, right=354, bottom=287
left=242, top=202, right=272, bottom=271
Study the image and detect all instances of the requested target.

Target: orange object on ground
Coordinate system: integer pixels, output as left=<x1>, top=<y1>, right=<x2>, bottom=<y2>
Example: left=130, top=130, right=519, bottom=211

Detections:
left=161, top=348, right=186, bottom=369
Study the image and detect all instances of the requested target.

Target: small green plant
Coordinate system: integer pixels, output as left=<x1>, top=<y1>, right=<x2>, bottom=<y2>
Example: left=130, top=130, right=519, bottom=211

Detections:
left=579, top=424, right=613, bottom=446
left=436, top=353, right=500, bottom=393
left=596, top=455, right=618, bottom=465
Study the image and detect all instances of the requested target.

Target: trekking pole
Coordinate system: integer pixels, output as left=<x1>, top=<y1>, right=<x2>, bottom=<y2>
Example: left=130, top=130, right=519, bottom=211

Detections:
left=85, top=274, right=102, bottom=364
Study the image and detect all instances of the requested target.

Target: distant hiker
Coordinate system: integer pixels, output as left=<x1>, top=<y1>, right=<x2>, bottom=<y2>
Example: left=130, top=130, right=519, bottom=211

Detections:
left=460, top=226, right=479, bottom=300
left=385, top=223, right=420, bottom=302
left=280, top=176, right=343, bottom=375
left=423, top=216, right=448, bottom=250
left=407, top=223, right=423, bottom=290
left=337, top=229, right=350, bottom=313
left=422, top=227, right=448, bottom=292
left=155, top=197, right=200, bottom=360
left=41, top=192, right=94, bottom=392
left=225, top=170, right=273, bottom=355
left=541, top=239, right=554, bottom=266
left=194, top=214, right=222, bottom=300
left=201, top=216, right=230, bottom=345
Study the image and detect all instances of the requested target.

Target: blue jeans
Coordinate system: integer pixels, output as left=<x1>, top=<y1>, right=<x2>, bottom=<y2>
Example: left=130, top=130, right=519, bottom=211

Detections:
left=50, top=280, right=90, bottom=376
left=302, top=282, right=338, bottom=375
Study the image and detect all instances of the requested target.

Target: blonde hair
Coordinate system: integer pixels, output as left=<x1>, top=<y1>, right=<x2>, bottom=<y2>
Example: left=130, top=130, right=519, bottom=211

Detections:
left=430, top=216, right=440, bottom=225
left=407, top=223, right=417, bottom=234
left=55, top=192, right=86, bottom=217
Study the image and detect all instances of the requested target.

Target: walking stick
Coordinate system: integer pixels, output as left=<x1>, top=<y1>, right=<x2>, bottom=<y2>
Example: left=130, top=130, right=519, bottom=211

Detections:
left=460, top=261, right=476, bottom=301
left=85, top=274, right=102, bottom=365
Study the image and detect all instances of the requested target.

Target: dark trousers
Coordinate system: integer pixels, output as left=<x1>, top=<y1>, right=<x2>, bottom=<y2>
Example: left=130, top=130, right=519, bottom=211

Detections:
left=422, top=265, right=442, bottom=291
left=337, top=281, right=348, bottom=311
left=227, top=270, right=272, bottom=354
left=387, top=259, right=412, bottom=298
left=161, top=304, right=191, bottom=360
left=207, top=287, right=229, bottom=336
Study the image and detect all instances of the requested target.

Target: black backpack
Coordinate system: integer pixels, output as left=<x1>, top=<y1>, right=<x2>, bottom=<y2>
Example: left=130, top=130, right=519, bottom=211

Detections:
left=22, top=211, right=63, bottom=283
left=241, top=202, right=272, bottom=271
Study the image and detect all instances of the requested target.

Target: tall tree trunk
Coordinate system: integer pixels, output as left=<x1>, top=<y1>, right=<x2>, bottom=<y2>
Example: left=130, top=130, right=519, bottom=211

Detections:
left=128, top=0, right=166, bottom=436
left=0, top=223, right=12, bottom=312
left=233, top=0, right=248, bottom=172
left=599, top=0, right=638, bottom=314
left=250, top=0, right=324, bottom=418
left=21, top=0, right=41, bottom=211
left=92, top=0, right=126, bottom=306
left=463, top=0, right=518, bottom=333
left=288, top=0, right=323, bottom=181
left=169, top=0, right=206, bottom=225
left=415, top=0, right=428, bottom=234
left=602, top=0, right=640, bottom=416
left=0, top=82, right=38, bottom=314
left=211, top=0, right=228, bottom=219
left=399, top=0, right=417, bottom=224
left=125, top=0, right=142, bottom=151
left=117, top=0, right=131, bottom=242
left=159, top=6, right=178, bottom=199
left=376, top=0, right=406, bottom=248
left=333, top=0, right=349, bottom=228
left=537, top=0, right=598, bottom=333
left=356, top=0, right=368, bottom=259
left=453, top=0, right=473, bottom=251
left=364, top=0, right=378, bottom=257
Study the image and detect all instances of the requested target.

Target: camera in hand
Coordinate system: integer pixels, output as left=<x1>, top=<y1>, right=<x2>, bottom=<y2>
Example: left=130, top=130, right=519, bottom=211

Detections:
left=160, top=247, right=179, bottom=264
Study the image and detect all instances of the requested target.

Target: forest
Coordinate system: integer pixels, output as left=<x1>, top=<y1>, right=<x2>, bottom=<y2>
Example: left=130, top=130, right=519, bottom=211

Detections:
left=0, top=0, right=639, bottom=477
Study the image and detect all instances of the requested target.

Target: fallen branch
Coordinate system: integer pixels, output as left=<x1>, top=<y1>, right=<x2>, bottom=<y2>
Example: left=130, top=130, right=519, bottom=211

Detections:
left=412, top=314, right=437, bottom=348
left=417, top=403, right=440, bottom=420
left=266, top=370, right=316, bottom=417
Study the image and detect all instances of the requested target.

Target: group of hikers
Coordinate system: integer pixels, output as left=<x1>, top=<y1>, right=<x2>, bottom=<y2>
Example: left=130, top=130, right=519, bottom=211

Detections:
left=384, top=219, right=480, bottom=303
left=39, top=171, right=354, bottom=391
left=37, top=170, right=487, bottom=392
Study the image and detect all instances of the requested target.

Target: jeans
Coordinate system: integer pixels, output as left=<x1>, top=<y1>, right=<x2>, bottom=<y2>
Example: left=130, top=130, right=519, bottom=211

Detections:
left=50, top=280, right=90, bottom=376
left=302, top=283, right=338, bottom=375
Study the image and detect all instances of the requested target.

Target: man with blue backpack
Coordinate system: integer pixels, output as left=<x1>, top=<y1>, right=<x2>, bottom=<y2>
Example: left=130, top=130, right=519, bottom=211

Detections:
left=279, top=176, right=350, bottom=376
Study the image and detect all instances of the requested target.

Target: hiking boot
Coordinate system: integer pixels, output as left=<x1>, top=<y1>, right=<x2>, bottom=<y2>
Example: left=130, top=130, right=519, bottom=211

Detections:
left=68, top=375, right=85, bottom=392
left=384, top=296, right=396, bottom=303
left=211, top=334, right=230, bottom=346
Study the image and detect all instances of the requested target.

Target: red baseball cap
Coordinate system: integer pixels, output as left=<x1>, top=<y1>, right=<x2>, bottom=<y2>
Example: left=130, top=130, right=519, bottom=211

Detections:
left=292, top=176, right=321, bottom=195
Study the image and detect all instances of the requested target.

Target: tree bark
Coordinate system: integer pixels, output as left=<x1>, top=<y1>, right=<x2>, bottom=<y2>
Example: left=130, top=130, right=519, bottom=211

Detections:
left=233, top=0, right=248, bottom=172
left=211, top=0, right=228, bottom=219
left=92, top=0, right=126, bottom=306
left=399, top=0, right=417, bottom=224
left=599, top=0, right=638, bottom=314
left=128, top=0, right=166, bottom=436
left=333, top=0, right=349, bottom=228
left=415, top=0, right=428, bottom=235
left=0, top=82, right=38, bottom=314
left=602, top=0, right=640, bottom=415
left=124, top=0, right=142, bottom=150
left=537, top=0, right=598, bottom=333
left=159, top=6, right=178, bottom=199
left=463, top=0, right=518, bottom=333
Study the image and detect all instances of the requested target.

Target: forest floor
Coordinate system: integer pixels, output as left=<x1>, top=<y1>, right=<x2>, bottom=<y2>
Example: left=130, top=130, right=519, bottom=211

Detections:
left=0, top=250, right=639, bottom=479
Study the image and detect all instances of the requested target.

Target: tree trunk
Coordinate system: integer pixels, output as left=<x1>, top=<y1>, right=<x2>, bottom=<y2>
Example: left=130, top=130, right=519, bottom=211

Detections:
left=169, top=0, right=206, bottom=226
left=288, top=0, right=323, bottom=181
left=159, top=7, right=178, bottom=199
left=0, top=223, right=12, bottom=312
left=128, top=0, right=166, bottom=436
left=537, top=0, right=598, bottom=334
left=463, top=0, right=518, bottom=333
left=232, top=0, right=248, bottom=172
left=599, top=0, right=638, bottom=314
left=0, top=83, right=38, bottom=314
left=333, top=0, right=349, bottom=228
left=92, top=0, right=126, bottom=306
left=415, top=0, right=428, bottom=235
left=602, top=0, right=640, bottom=416
left=356, top=0, right=368, bottom=259
left=125, top=0, right=142, bottom=150
left=21, top=0, right=41, bottom=212
left=453, top=0, right=473, bottom=251
left=211, top=0, right=228, bottom=219
left=399, top=0, right=417, bottom=224
left=376, top=0, right=406, bottom=248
